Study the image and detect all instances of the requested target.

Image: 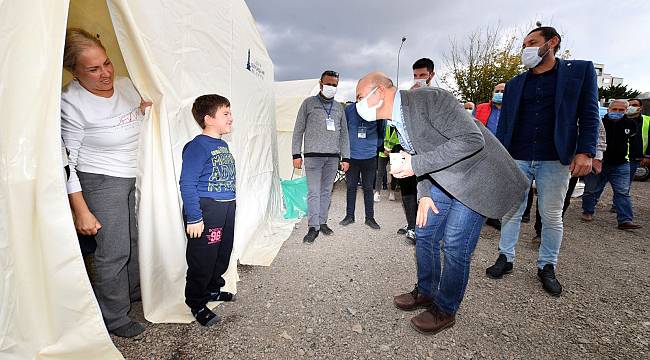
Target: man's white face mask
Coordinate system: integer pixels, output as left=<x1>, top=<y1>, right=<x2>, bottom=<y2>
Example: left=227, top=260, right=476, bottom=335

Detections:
left=414, top=79, right=428, bottom=88
left=355, top=87, right=383, bottom=122
left=321, top=85, right=337, bottom=99
left=521, top=39, right=551, bottom=69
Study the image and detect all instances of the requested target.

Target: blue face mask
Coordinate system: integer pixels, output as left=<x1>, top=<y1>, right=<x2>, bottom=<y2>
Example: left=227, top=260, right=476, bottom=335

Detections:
left=492, top=92, right=503, bottom=104
left=608, top=112, right=624, bottom=120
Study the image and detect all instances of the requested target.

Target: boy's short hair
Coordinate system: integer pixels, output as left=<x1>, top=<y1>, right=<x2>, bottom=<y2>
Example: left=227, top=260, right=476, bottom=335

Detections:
left=191, top=94, right=230, bottom=129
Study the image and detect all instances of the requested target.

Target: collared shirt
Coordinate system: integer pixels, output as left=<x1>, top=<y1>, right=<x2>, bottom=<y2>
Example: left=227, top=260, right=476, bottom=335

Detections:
left=485, top=103, right=501, bottom=135
left=386, top=91, right=415, bottom=154
left=509, top=63, right=560, bottom=161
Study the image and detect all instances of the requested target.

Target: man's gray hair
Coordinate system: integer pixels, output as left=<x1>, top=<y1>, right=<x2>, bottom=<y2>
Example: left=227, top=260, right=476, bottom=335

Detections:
left=609, top=99, right=629, bottom=107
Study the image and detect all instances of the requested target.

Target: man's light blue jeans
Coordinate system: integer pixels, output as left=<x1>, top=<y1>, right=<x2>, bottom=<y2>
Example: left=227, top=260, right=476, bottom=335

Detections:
left=499, top=161, right=570, bottom=269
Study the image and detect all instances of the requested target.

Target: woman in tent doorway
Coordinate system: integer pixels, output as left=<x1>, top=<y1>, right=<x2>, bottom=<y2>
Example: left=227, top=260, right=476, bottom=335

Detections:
left=61, top=28, right=152, bottom=338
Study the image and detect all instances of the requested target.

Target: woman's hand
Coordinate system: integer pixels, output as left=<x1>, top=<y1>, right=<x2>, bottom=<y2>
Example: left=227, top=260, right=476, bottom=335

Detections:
left=74, top=209, right=102, bottom=235
left=186, top=221, right=205, bottom=239
left=140, top=99, right=153, bottom=115
left=416, top=197, right=439, bottom=228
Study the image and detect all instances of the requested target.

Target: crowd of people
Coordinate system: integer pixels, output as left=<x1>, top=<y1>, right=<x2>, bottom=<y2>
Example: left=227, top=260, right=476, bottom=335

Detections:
left=59, top=24, right=647, bottom=340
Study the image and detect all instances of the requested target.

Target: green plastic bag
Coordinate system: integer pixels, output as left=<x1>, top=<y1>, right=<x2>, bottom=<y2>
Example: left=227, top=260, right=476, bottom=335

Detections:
left=281, top=173, right=308, bottom=220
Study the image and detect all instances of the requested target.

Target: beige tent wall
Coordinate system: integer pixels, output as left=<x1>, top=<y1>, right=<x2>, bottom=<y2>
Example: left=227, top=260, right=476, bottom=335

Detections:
left=0, top=1, right=123, bottom=359
left=274, top=80, right=320, bottom=179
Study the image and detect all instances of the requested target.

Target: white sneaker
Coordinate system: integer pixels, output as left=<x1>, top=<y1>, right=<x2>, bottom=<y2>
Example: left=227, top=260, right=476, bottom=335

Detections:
left=388, top=191, right=395, bottom=201
left=374, top=192, right=381, bottom=202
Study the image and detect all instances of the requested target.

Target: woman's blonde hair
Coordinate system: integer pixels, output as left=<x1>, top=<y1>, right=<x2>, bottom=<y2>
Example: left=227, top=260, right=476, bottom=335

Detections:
left=63, top=28, right=105, bottom=72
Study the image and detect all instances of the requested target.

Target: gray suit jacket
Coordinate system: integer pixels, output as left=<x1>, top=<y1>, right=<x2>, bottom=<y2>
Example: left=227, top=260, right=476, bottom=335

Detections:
left=401, top=88, right=528, bottom=219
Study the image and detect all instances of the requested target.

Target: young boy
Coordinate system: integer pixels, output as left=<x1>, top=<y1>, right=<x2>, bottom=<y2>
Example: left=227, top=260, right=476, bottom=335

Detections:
left=180, top=94, right=237, bottom=326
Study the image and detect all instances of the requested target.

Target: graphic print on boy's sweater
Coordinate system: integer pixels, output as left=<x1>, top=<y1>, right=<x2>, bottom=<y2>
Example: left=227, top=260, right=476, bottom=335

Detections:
left=208, top=146, right=236, bottom=193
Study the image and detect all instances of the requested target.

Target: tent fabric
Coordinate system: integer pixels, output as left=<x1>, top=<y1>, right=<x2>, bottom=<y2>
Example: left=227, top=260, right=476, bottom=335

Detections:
left=274, top=79, right=320, bottom=179
left=1, top=0, right=293, bottom=357
left=0, top=1, right=123, bottom=359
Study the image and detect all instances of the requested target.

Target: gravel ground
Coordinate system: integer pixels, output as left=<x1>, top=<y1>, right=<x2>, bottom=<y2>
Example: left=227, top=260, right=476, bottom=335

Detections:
left=115, top=180, right=649, bottom=359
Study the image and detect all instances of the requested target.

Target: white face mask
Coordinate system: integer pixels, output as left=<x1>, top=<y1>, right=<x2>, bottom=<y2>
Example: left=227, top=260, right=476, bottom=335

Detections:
left=355, top=87, right=383, bottom=122
left=626, top=106, right=640, bottom=116
left=321, top=85, right=337, bottom=99
left=466, top=108, right=474, bottom=114
left=414, top=79, right=428, bottom=88
left=521, top=41, right=550, bottom=69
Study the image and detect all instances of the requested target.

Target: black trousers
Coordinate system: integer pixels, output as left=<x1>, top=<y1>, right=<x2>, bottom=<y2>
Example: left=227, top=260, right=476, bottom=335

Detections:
left=185, top=198, right=236, bottom=310
left=346, top=157, right=377, bottom=219
left=399, top=175, right=418, bottom=230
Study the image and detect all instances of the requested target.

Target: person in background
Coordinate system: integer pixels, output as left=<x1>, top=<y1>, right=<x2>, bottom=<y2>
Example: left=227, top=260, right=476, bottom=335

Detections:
left=180, top=94, right=237, bottom=327
left=474, top=83, right=506, bottom=134
left=292, top=70, right=350, bottom=244
left=411, top=57, right=435, bottom=90
left=463, top=102, right=475, bottom=113
left=339, top=104, right=383, bottom=229
left=375, top=124, right=399, bottom=202
left=581, top=100, right=642, bottom=230
left=626, top=98, right=650, bottom=186
left=61, top=28, right=152, bottom=338
left=474, top=82, right=506, bottom=230
left=486, top=26, right=600, bottom=297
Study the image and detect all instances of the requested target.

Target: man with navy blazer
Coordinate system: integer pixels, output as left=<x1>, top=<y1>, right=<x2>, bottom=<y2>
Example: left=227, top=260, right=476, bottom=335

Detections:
left=486, top=26, right=600, bottom=296
left=354, top=72, right=528, bottom=335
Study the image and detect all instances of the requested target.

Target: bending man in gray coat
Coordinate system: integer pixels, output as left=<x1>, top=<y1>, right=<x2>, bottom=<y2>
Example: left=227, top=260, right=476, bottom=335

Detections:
left=355, top=72, right=528, bottom=335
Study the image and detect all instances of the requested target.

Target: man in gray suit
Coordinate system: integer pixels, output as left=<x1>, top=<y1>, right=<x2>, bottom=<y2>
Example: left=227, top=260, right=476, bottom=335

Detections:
left=355, top=72, right=528, bottom=335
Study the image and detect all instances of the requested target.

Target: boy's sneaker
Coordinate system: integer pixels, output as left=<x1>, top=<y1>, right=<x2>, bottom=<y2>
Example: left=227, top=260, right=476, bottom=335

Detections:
left=111, top=320, right=145, bottom=338
left=406, top=229, right=416, bottom=244
left=209, top=290, right=235, bottom=302
left=374, top=191, right=381, bottom=202
left=537, top=264, right=562, bottom=296
left=303, top=227, right=319, bottom=243
left=397, top=225, right=408, bottom=235
left=388, top=191, right=396, bottom=201
left=192, top=306, right=221, bottom=327
left=486, top=254, right=513, bottom=279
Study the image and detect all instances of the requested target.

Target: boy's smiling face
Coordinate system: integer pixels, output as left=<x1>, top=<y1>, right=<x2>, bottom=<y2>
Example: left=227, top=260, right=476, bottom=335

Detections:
left=206, top=105, right=233, bottom=134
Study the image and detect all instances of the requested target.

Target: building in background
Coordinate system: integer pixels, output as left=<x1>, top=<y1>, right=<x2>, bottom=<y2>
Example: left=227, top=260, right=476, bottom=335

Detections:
left=594, top=63, right=624, bottom=89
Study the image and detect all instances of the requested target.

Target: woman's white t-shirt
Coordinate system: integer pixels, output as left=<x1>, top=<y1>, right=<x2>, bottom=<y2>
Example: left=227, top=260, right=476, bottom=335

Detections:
left=61, top=76, right=143, bottom=194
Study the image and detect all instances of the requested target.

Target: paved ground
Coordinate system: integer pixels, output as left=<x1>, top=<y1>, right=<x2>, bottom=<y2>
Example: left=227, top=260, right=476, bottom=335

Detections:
left=115, top=179, right=649, bottom=359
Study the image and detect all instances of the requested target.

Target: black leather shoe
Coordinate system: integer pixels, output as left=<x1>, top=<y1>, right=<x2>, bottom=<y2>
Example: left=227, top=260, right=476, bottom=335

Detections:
left=320, top=224, right=334, bottom=236
left=537, top=264, right=562, bottom=296
left=303, top=227, right=319, bottom=243
left=339, top=216, right=355, bottom=226
left=486, top=254, right=513, bottom=279
left=365, top=218, right=380, bottom=230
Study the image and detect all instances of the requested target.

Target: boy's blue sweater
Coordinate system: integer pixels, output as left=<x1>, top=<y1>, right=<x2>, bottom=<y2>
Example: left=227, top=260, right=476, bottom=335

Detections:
left=180, top=134, right=236, bottom=223
left=345, top=104, right=384, bottom=160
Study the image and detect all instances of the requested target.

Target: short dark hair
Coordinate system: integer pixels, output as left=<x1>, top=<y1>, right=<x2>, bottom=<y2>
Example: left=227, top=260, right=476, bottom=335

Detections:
left=192, top=94, right=230, bottom=129
left=321, top=70, right=339, bottom=80
left=628, top=98, right=642, bottom=106
left=412, top=58, right=434, bottom=72
left=527, top=26, right=561, bottom=53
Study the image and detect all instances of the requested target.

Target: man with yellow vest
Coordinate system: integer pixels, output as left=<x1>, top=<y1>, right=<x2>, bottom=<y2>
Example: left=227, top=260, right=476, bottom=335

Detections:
left=627, top=98, right=650, bottom=185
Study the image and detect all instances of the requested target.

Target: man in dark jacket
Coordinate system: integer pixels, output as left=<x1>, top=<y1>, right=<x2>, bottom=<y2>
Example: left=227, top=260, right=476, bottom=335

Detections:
left=355, top=72, right=528, bottom=335
left=486, top=26, right=600, bottom=297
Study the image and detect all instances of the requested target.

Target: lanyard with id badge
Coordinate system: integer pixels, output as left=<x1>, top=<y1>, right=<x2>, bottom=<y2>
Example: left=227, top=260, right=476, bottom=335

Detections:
left=318, top=97, right=336, bottom=131
left=357, top=123, right=367, bottom=138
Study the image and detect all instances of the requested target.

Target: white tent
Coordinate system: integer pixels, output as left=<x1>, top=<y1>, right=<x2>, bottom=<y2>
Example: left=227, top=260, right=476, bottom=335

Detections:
left=274, top=79, right=320, bottom=180
left=0, top=0, right=293, bottom=358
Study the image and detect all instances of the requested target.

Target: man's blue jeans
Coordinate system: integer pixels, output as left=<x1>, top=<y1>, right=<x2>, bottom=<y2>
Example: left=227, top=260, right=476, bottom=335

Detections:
left=629, top=160, right=640, bottom=188
left=582, top=162, right=634, bottom=224
left=499, top=161, right=570, bottom=269
left=415, top=183, right=485, bottom=315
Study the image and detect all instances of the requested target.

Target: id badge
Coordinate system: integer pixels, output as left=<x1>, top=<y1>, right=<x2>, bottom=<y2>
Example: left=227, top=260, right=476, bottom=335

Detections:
left=357, top=125, right=367, bottom=139
left=326, top=117, right=335, bottom=131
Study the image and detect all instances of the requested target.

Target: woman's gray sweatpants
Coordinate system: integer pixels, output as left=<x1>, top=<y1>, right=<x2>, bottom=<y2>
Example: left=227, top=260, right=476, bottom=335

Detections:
left=78, top=171, right=140, bottom=331
left=304, top=157, right=339, bottom=228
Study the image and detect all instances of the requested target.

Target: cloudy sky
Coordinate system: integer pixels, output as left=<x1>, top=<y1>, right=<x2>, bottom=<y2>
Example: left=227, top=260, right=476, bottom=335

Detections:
left=245, top=0, right=649, bottom=101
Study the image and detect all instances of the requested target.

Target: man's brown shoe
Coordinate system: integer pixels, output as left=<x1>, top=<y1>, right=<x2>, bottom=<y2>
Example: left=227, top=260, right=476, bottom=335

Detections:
left=393, top=285, right=432, bottom=311
left=581, top=213, right=593, bottom=222
left=618, top=222, right=642, bottom=230
left=410, top=306, right=456, bottom=335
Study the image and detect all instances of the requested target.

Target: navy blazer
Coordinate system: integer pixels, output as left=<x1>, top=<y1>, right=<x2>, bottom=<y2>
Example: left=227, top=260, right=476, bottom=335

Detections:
left=496, top=58, right=600, bottom=165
